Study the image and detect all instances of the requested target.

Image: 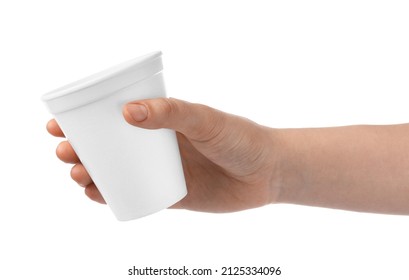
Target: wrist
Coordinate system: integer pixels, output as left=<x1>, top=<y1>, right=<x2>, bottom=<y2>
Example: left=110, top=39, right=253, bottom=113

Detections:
left=264, top=127, right=286, bottom=205
left=266, top=127, right=303, bottom=205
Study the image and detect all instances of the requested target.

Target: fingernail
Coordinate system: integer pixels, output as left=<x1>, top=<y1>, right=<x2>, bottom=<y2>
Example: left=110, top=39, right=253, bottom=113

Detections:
left=126, top=103, right=148, bottom=122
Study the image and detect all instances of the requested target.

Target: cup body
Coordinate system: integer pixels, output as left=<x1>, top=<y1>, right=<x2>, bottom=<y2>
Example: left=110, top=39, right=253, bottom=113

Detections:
left=42, top=52, right=187, bottom=220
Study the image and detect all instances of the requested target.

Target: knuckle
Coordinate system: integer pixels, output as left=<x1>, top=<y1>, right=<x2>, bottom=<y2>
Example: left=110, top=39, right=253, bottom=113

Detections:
left=159, top=98, right=180, bottom=118
left=194, top=105, right=226, bottom=142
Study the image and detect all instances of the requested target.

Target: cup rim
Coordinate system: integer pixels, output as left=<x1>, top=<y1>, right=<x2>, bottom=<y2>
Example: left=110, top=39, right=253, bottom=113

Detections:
left=41, top=51, right=163, bottom=114
left=42, top=51, right=162, bottom=102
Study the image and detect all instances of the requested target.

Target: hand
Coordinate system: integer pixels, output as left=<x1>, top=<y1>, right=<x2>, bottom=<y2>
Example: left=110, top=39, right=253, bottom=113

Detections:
left=47, top=98, right=281, bottom=213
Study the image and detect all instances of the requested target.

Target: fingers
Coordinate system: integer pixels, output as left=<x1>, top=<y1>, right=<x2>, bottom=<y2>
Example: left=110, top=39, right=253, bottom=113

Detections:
left=47, top=120, right=106, bottom=204
left=47, top=119, right=64, bottom=137
left=56, top=141, right=80, bottom=163
left=123, top=98, right=226, bottom=142
left=70, top=164, right=106, bottom=204
left=84, top=183, right=106, bottom=204
left=70, top=164, right=93, bottom=186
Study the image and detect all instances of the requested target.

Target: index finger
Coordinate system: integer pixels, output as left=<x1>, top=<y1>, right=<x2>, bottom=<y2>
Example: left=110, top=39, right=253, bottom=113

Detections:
left=46, top=119, right=65, bottom=137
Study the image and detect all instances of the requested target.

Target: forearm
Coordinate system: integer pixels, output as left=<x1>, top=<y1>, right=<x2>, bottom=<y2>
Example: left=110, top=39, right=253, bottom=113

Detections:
left=274, top=124, right=409, bottom=214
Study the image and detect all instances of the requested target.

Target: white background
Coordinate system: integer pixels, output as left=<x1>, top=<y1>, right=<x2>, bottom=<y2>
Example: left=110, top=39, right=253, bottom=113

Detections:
left=1, top=0, right=409, bottom=279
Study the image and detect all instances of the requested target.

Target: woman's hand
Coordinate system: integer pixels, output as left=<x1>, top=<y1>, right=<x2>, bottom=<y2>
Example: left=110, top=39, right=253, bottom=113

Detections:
left=47, top=98, right=281, bottom=213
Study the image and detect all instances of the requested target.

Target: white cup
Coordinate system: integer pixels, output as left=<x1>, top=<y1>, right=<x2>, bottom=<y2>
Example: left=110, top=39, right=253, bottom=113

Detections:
left=42, top=51, right=187, bottom=221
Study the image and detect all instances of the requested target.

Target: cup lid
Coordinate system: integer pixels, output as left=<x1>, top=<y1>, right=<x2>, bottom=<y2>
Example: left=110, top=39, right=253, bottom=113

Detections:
left=42, top=51, right=163, bottom=114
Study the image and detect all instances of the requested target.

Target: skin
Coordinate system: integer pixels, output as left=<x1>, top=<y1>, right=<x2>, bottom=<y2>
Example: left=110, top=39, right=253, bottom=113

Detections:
left=47, top=98, right=409, bottom=215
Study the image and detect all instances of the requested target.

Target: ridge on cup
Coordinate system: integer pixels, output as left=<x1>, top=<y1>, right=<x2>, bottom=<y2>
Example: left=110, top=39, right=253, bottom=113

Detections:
left=42, top=51, right=163, bottom=114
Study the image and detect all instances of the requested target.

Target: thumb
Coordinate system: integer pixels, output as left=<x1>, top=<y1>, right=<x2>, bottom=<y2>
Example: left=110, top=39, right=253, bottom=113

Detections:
left=123, top=98, right=226, bottom=142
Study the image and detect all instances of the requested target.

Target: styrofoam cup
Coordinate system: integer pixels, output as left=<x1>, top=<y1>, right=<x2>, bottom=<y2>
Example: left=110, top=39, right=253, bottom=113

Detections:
left=42, top=51, right=187, bottom=221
